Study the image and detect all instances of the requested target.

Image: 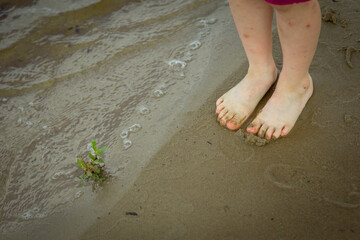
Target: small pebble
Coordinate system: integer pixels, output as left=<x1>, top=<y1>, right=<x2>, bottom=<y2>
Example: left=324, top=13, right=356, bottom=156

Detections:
left=2, top=98, right=8, bottom=102
left=125, top=212, right=138, bottom=216
left=18, top=118, right=22, bottom=124
left=18, top=106, right=24, bottom=112
left=26, top=121, right=33, bottom=126
left=42, top=125, right=48, bottom=130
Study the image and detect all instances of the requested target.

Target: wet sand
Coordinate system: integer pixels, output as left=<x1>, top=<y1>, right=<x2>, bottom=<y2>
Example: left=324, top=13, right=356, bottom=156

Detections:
left=1, top=0, right=360, bottom=239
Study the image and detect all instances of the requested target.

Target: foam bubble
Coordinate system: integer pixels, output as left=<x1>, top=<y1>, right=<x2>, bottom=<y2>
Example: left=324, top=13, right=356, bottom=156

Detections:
left=51, top=171, right=66, bottom=180
left=153, top=89, right=165, bottom=98
left=128, top=123, right=142, bottom=133
left=189, top=41, right=201, bottom=50
left=120, top=129, right=129, bottom=139
left=139, top=106, right=150, bottom=115
left=35, top=212, right=47, bottom=219
left=74, top=190, right=83, bottom=199
left=207, top=18, right=217, bottom=24
left=199, top=18, right=217, bottom=25
left=167, top=59, right=186, bottom=71
left=32, top=207, right=40, bottom=213
left=123, top=138, right=132, bottom=150
left=183, top=51, right=193, bottom=62
left=21, top=210, right=33, bottom=220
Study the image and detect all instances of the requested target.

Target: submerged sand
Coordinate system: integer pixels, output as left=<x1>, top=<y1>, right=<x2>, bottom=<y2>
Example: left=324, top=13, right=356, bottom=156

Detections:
left=1, top=0, right=360, bottom=239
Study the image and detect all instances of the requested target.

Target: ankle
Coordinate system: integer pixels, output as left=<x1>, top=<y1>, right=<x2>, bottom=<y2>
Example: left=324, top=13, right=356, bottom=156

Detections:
left=247, top=62, right=277, bottom=78
left=277, top=71, right=312, bottom=93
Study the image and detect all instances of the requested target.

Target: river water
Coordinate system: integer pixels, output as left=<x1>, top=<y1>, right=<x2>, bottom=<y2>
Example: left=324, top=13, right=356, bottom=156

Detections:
left=0, top=0, right=227, bottom=237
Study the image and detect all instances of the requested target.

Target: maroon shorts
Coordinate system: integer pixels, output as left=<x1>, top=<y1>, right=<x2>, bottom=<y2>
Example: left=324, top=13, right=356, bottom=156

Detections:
left=265, top=0, right=311, bottom=5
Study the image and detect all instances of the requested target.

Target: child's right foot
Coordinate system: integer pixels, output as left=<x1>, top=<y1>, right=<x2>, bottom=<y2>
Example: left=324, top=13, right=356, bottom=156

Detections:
left=216, top=65, right=278, bottom=130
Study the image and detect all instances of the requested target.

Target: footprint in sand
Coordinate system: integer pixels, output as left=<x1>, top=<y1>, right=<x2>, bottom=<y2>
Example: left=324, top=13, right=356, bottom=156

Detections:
left=219, top=133, right=255, bottom=163
left=265, top=164, right=360, bottom=209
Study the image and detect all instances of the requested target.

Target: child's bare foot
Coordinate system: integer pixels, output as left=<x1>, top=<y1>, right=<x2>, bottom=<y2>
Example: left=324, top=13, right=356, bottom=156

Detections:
left=216, top=65, right=278, bottom=130
left=247, top=72, right=313, bottom=139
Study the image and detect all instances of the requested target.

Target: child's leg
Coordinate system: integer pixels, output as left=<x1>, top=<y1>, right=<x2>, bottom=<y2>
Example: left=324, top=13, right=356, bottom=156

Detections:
left=216, top=0, right=278, bottom=130
left=247, top=0, right=321, bottom=139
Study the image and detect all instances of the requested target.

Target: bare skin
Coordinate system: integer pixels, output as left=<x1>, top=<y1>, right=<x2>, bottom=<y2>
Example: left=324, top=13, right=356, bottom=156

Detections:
left=216, top=0, right=321, bottom=139
left=216, top=0, right=276, bottom=130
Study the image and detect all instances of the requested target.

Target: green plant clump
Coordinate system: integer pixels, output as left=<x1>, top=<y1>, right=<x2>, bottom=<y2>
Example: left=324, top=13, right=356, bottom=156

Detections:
left=77, top=140, right=107, bottom=185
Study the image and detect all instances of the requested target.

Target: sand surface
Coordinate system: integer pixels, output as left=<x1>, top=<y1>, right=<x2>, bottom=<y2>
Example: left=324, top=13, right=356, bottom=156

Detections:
left=1, top=0, right=360, bottom=239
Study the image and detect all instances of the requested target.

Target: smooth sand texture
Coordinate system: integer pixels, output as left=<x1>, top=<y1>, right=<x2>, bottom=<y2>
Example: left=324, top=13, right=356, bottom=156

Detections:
left=1, top=0, right=360, bottom=239
left=79, top=1, right=360, bottom=239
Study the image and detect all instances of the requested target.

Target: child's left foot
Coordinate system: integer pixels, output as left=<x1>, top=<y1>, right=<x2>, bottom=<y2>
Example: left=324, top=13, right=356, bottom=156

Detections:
left=247, top=72, right=313, bottom=140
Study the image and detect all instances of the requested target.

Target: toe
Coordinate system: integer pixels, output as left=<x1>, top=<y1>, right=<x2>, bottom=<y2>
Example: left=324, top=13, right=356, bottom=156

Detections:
left=258, top=124, right=268, bottom=138
left=223, top=111, right=235, bottom=122
left=217, top=108, right=228, bottom=120
left=216, top=97, right=224, bottom=106
left=226, top=114, right=246, bottom=130
left=247, top=118, right=262, bottom=134
left=266, top=127, right=275, bottom=140
left=272, top=127, right=282, bottom=139
left=220, top=118, right=227, bottom=126
left=216, top=104, right=225, bottom=115
left=281, top=125, right=291, bottom=136
left=226, top=120, right=240, bottom=130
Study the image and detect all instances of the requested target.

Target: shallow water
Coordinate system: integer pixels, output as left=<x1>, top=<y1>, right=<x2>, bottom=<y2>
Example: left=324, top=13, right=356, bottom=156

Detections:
left=1, top=0, right=360, bottom=239
left=0, top=0, right=225, bottom=236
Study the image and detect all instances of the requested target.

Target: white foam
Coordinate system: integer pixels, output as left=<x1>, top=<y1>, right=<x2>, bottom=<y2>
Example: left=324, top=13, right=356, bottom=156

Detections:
left=189, top=41, right=201, bottom=50
left=139, top=106, right=150, bottom=115
left=21, top=210, right=33, bottom=220
left=183, top=51, right=193, bottom=62
left=123, top=138, right=132, bottom=150
left=128, top=123, right=142, bottom=133
left=167, top=59, right=186, bottom=71
left=74, top=190, right=83, bottom=199
left=35, top=212, right=47, bottom=219
left=120, top=129, right=129, bottom=139
left=51, top=171, right=66, bottom=180
left=153, top=89, right=165, bottom=98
